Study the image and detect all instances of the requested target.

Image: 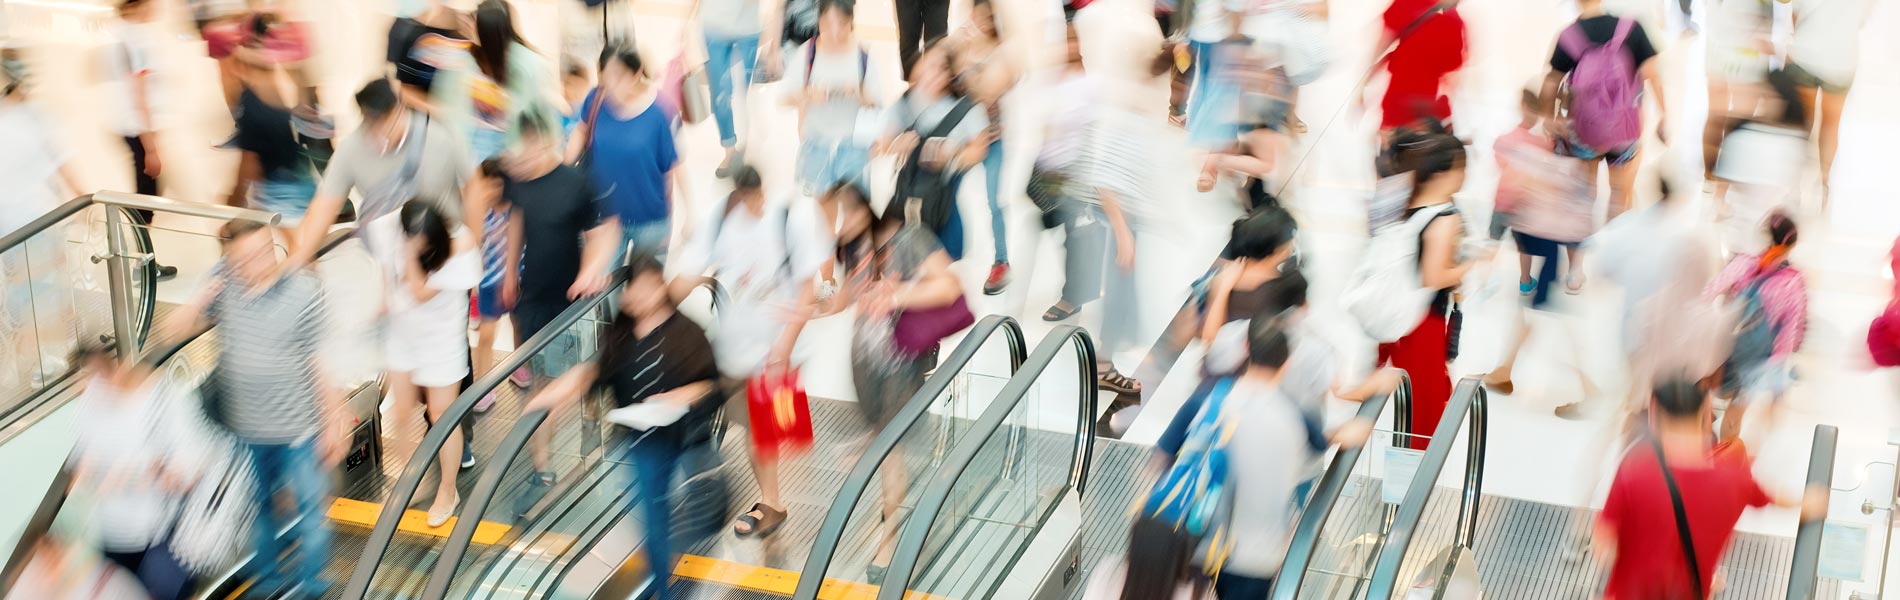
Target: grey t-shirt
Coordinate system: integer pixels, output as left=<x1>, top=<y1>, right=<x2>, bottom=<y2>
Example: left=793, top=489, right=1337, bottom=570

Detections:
left=1221, top=379, right=1320, bottom=578
left=701, top=0, right=762, bottom=37
left=317, top=112, right=470, bottom=224
left=884, top=95, right=990, bottom=144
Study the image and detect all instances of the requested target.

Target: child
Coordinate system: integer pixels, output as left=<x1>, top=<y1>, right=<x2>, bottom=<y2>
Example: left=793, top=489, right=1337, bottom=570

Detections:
left=470, top=159, right=514, bottom=412
left=558, top=61, right=591, bottom=144
left=1708, top=210, right=1807, bottom=444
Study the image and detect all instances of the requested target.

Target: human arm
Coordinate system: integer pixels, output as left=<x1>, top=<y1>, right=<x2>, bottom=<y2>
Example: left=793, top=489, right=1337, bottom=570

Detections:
left=1539, top=70, right=1567, bottom=137
left=229, top=151, right=262, bottom=207
left=1100, top=188, right=1136, bottom=271
left=571, top=219, right=622, bottom=300
left=564, top=89, right=597, bottom=164
left=1199, top=262, right=1241, bottom=344
left=502, top=207, right=524, bottom=308
left=153, top=277, right=222, bottom=349
left=886, top=250, right=962, bottom=311
left=1640, top=57, right=1667, bottom=144
left=291, top=146, right=359, bottom=268
left=523, top=362, right=600, bottom=412
left=1418, top=213, right=1475, bottom=290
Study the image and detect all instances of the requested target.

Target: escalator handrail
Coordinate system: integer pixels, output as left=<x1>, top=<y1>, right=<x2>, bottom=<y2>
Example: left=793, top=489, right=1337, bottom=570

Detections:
left=420, top=276, right=722, bottom=600
left=1268, top=372, right=1410, bottom=599
left=0, top=224, right=356, bottom=594
left=342, top=267, right=638, bottom=599
left=0, top=196, right=92, bottom=254
left=1365, top=377, right=1488, bottom=598
left=1786, top=424, right=1838, bottom=600
left=876, top=325, right=1098, bottom=600
left=790, top=315, right=1029, bottom=600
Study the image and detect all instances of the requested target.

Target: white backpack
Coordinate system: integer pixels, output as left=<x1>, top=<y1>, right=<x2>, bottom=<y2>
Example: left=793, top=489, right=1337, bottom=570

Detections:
left=1344, top=203, right=1453, bottom=342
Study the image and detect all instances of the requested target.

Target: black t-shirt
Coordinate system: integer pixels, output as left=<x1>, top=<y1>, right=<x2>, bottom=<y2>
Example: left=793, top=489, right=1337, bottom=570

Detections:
left=1550, top=16, right=1658, bottom=73
left=505, top=165, right=605, bottom=303
left=387, top=18, right=465, bottom=92
left=596, top=312, right=722, bottom=445
left=234, top=87, right=305, bottom=180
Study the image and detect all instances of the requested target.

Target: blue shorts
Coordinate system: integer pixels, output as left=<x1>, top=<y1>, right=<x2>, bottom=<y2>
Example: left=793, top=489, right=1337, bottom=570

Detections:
left=514, top=299, right=584, bottom=379
left=1556, top=134, right=1638, bottom=167
left=250, top=176, right=317, bottom=224
left=476, top=284, right=507, bottom=319
left=796, top=141, right=871, bottom=194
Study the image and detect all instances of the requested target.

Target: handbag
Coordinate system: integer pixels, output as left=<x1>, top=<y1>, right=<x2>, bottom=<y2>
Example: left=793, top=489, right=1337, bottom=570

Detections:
left=893, top=294, right=975, bottom=358
left=1649, top=435, right=1705, bottom=599
left=667, top=437, right=730, bottom=544
left=167, top=362, right=258, bottom=577
left=745, top=370, right=814, bottom=460
left=1025, top=168, right=1069, bottom=230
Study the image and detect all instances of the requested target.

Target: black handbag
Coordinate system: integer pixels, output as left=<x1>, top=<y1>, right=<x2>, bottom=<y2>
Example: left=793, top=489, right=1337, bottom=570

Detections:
left=1025, top=168, right=1069, bottom=230
left=894, top=99, right=979, bottom=232
left=198, top=369, right=233, bottom=434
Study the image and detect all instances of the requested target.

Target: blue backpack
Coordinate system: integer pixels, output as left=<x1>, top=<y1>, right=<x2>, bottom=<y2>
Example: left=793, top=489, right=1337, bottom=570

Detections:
left=1726, top=266, right=1786, bottom=376
left=1143, top=378, right=1239, bottom=576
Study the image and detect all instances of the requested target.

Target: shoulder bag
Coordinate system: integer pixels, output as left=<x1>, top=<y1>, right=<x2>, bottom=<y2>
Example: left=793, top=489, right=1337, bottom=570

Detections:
left=894, top=98, right=979, bottom=231
left=1649, top=435, right=1705, bottom=600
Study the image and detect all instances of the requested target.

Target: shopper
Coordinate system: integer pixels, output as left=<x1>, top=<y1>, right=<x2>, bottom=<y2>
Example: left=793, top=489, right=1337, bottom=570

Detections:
left=786, top=0, right=886, bottom=196
left=697, top=0, right=765, bottom=176
left=1200, top=207, right=1299, bottom=378
left=1364, top=0, right=1466, bottom=132
left=1700, top=0, right=1773, bottom=181
left=952, top=0, right=1021, bottom=294
left=893, top=0, right=950, bottom=81
left=672, top=165, right=832, bottom=538
left=1376, top=126, right=1475, bottom=449
left=298, top=79, right=471, bottom=266
left=1594, top=377, right=1822, bottom=600
left=226, top=37, right=321, bottom=254
left=1540, top=0, right=1666, bottom=218
left=387, top=0, right=474, bottom=116
left=370, top=200, right=481, bottom=526
left=503, top=115, right=623, bottom=484
left=468, top=160, right=515, bottom=413
left=159, top=219, right=343, bottom=599
left=881, top=40, right=989, bottom=262
left=523, top=256, right=721, bottom=600
left=0, top=49, right=86, bottom=389
left=107, top=0, right=177, bottom=280
left=70, top=344, right=201, bottom=600
left=1785, top=0, right=1872, bottom=202
left=568, top=45, right=686, bottom=259
left=462, top=0, right=562, bottom=162
left=1708, top=211, right=1807, bottom=443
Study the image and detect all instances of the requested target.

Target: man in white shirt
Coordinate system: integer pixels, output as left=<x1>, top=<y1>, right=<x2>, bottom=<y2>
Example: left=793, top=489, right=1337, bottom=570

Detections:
left=107, top=0, right=178, bottom=279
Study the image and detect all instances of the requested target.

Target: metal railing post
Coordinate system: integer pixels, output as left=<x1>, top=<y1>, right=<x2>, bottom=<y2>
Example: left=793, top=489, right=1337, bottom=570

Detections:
left=103, top=208, right=136, bottom=358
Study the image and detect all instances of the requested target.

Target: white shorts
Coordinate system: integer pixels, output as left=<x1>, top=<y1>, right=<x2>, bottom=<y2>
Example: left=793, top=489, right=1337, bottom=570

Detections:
left=385, top=317, right=470, bottom=388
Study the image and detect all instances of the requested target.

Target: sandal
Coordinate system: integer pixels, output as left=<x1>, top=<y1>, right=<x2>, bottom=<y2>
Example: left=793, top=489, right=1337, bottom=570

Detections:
left=1097, top=369, right=1142, bottom=395
left=1565, top=273, right=1585, bottom=295
left=732, top=502, right=788, bottom=538
left=1042, top=302, right=1081, bottom=322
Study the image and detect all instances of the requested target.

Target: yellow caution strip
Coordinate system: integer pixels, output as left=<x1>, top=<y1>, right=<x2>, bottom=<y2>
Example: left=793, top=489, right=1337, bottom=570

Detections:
left=671, top=554, right=951, bottom=600
left=326, top=498, right=512, bottom=547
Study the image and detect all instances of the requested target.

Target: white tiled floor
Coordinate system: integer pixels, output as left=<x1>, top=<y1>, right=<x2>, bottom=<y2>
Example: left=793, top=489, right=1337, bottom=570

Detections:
left=8, top=0, right=1900, bottom=553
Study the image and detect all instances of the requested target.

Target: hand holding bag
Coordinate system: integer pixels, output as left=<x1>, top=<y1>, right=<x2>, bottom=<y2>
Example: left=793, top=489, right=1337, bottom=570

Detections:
left=745, top=369, right=814, bottom=460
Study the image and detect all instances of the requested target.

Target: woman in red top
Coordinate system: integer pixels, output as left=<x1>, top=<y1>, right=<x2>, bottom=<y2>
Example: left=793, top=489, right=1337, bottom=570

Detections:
left=1366, top=0, right=1466, bottom=131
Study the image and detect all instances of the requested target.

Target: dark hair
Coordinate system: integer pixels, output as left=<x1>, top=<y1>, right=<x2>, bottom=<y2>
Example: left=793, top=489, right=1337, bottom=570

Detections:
left=478, top=157, right=504, bottom=179
left=1519, top=88, right=1540, bottom=115
left=400, top=200, right=453, bottom=274
left=117, top=0, right=150, bottom=12
left=1226, top=206, right=1298, bottom=261
left=517, top=110, right=552, bottom=140
left=1764, top=68, right=1808, bottom=127
left=219, top=218, right=271, bottom=246
left=1246, top=316, right=1293, bottom=370
left=564, top=60, right=588, bottom=80
left=1259, top=268, right=1310, bottom=317
left=1765, top=210, right=1799, bottom=248
left=824, top=179, right=896, bottom=265
left=599, top=44, right=643, bottom=77
left=356, top=78, right=400, bottom=122
left=720, top=164, right=765, bottom=217
left=598, top=253, right=675, bottom=390
left=248, top=12, right=276, bottom=41
left=819, top=0, right=856, bottom=19
left=475, top=0, right=529, bottom=87
left=1118, top=517, right=1205, bottom=600
left=1390, top=126, right=1466, bottom=198
left=624, top=252, right=665, bottom=284
left=1652, top=377, right=1705, bottom=419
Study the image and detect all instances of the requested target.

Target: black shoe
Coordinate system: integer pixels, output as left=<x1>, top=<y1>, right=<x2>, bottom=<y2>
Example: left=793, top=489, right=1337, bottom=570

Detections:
left=155, top=265, right=178, bottom=281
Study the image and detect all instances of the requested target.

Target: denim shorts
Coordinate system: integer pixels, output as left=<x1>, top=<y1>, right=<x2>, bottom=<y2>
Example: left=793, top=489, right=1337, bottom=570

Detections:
left=250, top=176, right=317, bottom=224
left=796, top=141, right=871, bottom=194
left=1556, top=134, right=1637, bottom=167
left=475, top=284, right=507, bottom=319
left=514, top=299, right=584, bottom=379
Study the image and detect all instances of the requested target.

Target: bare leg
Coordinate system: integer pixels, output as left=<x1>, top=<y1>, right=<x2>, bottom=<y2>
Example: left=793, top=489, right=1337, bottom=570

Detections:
left=1817, top=90, right=1847, bottom=203
left=388, top=372, right=419, bottom=441
left=426, top=383, right=462, bottom=514
left=1485, top=310, right=1528, bottom=394
left=1518, top=252, right=1534, bottom=288
left=1607, top=151, right=1638, bottom=219
left=473, top=320, right=497, bottom=380
left=1564, top=245, right=1585, bottom=290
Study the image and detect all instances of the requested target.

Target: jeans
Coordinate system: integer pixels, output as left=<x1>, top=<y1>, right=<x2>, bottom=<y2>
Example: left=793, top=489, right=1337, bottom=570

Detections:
left=1214, top=572, right=1274, bottom=599
left=1099, top=227, right=1140, bottom=355
left=796, top=141, right=871, bottom=195
left=623, top=219, right=671, bottom=262
left=1055, top=202, right=1107, bottom=307
left=624, top=437, right=681, bottom=600
left=981, top=137, right=1008, bottom=264
left=703, top=33, right=760, bottom=148
left=936, top=175, right=968, bottom=262
left=244, top=440, right=332, bottom=595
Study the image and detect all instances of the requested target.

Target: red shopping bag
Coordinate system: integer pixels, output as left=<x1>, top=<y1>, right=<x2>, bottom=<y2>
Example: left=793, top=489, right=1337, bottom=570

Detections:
left=746, top=369, right=814, bottom=459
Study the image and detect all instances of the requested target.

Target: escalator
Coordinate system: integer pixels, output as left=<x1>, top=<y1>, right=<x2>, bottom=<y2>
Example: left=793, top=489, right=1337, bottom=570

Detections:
left=408, top=313, right=1035, bottom=600
left=1272, top=378, right=1841, bottom=599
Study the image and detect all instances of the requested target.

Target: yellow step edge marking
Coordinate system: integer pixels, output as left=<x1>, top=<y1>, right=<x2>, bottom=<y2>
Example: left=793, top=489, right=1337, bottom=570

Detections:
left=671, top=554, right=951, bottom=600
left=326, top=498, right=512, bottom=547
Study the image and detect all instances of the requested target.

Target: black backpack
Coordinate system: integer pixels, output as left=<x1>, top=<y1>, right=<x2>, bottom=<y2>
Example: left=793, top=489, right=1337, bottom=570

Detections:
left=894, top=98, right=978, bottom=231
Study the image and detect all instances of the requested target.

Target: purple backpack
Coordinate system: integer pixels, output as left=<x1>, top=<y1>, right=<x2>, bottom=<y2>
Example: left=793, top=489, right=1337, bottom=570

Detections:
left=1559, top=18, right=1641, bottom=149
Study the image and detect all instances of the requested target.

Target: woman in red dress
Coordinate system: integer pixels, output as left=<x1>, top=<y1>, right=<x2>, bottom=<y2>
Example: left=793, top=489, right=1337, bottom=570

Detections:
left=1366, top=0, right=1466, bottom=132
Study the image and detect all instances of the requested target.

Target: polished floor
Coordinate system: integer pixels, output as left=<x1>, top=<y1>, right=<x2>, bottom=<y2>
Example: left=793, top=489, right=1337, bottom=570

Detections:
left=5, top=0, right=1900, bottom=594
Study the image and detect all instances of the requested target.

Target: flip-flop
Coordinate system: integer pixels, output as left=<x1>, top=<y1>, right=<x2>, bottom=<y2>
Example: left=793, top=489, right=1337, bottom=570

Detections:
left=733, top=502, right=788, bottom=538
left=1042, top=303, right=1080, bottom=322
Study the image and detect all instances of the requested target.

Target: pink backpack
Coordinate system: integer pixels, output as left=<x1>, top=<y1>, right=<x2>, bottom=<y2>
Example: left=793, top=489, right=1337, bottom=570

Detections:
left=1558, top=18, right=1642, bottom=149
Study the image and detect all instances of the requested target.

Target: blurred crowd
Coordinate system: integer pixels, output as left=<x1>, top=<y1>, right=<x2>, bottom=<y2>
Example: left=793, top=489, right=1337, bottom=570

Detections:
left=0, top=0, right=1891, bottom=598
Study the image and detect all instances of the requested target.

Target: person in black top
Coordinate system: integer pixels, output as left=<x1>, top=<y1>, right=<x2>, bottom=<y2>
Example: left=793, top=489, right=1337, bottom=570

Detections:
left=385, top=1, right=470, bottom=114
left=226, top=41, right=319, bottom=253
left=1541, top=0, right=1664, bottom=218
left=501, top=113, right=622, bottom=483
left=524, top=256, right=718, bottom=600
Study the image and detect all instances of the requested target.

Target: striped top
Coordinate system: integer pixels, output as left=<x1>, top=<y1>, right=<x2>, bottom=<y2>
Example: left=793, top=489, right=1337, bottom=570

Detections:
left=1075, top=106, right=1154, bottom=216
left=204, top=264, right=331, bottom=444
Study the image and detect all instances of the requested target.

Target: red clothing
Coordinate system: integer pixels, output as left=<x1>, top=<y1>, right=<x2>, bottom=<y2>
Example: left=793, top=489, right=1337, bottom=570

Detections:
left=1377, top=312, right=1449, bottom=451
left=1600, top=440, right=1770, bottom=599
left=1379, top=0, right=1467, bottom=129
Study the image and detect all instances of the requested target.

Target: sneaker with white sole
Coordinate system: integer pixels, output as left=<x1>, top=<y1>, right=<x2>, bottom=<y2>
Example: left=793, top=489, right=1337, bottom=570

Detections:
left=474, top=391, right=498, bottom=413
left=510, top=367, right=532, bottom=388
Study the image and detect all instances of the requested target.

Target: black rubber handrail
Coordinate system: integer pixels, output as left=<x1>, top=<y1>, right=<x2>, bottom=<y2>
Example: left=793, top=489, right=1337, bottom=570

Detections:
left=876, top=325, right=1098, bottom=600
left=342, top=268, right=637, bottom=598
left=1, top=225, right=355, bottom=595
left=1786, top=424, right=1838, bottom=600
left=1365, top=377, right=1488, bottom=598
left=791, top=315, right=1028, bottom=599
left=422, top=277, right=726, bottom=600
left=1268, top=372, right=1410, bottom=599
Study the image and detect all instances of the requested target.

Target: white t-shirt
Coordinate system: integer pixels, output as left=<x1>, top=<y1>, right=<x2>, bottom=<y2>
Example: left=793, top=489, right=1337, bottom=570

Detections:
left=678, top=197, right=836, bottom=377
left=102, top=21, right=162, bottom=136
left=1188, top=0, right=1252, bottom=42
left=1219, top=378, right=1318, bottom=577
left=1790, top=0, right=1870, bottom=84
left=73, top=376, right=205, bottom=553
left=368, top=214, right=481, bottom=360
left=0, top=101, right=71, bottom=237
left=784, top=42, right=886, bottom=146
